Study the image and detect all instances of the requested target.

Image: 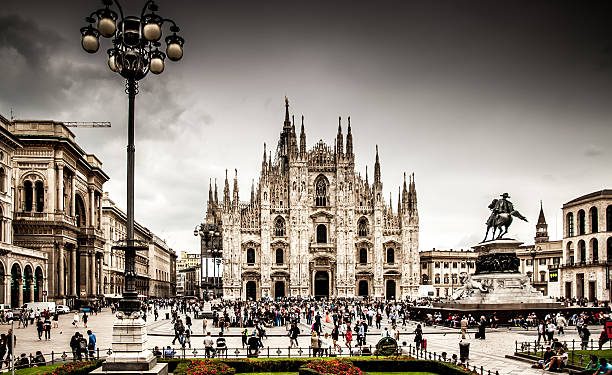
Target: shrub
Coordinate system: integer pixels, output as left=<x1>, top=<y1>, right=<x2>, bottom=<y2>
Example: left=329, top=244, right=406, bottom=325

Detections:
left=183, top=359, right=235, bottom=375
left=300, top=359, right=365, bottom=375
left=42, top=361, right=102, bottom=375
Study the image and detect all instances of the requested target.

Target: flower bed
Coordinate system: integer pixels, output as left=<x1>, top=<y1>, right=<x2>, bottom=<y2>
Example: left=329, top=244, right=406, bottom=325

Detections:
left=183, top=359, right=235, bottom=375
left=300, top=359, right=365, bottom=375
left=42, top=361, right=102, bottom=375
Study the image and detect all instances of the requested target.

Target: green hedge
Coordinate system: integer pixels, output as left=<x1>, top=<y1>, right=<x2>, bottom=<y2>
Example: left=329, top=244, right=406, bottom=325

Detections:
left=172, top=357, right=473, bottom=375
left=41, top=360, right=103, bottom=375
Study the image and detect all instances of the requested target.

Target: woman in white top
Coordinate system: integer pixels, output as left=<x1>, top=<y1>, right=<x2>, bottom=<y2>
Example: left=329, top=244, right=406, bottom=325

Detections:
left=73, top=313, right=80, bottom=327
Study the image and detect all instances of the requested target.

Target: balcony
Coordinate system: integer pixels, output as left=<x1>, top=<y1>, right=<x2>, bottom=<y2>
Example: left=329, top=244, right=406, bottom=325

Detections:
left=559, top=260, right=610, bottom=269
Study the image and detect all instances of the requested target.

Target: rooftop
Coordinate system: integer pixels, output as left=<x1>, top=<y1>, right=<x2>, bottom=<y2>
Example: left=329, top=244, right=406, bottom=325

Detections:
left=564, top=190, right=612, bottom=206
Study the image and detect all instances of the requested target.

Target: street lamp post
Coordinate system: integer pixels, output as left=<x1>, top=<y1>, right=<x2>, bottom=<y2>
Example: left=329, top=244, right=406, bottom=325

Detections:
left=80, top=1, right=183, bottom=372
left=530, top=246, right=541, bottom=287
left=194, top=224, right=222, bottom=300
left=81, top=0, right=183, bottom=314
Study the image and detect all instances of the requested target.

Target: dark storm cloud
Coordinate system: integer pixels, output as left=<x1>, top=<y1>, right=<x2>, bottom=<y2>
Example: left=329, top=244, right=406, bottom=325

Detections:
left=2, top=0, right=612, bottom=252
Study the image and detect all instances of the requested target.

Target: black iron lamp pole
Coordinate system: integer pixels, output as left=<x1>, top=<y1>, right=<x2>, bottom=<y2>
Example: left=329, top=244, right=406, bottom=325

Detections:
left=81, top=0, right=184, bottom=314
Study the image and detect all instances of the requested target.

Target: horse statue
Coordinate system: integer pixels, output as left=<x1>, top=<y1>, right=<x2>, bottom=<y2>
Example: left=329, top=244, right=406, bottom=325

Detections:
left=483, top=195, right=528, bottom=241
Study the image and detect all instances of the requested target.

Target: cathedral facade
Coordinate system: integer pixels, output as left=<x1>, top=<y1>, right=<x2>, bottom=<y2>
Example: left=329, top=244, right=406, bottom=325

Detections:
left=206, top=99, right=420, bottom=300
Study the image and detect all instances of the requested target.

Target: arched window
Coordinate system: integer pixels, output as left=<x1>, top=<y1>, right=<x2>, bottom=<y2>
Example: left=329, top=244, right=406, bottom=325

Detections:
left=567, top=212, right=574, bottom=237
left=590, top=207, right=598, bottom=233
left=274, top=216, right=285, bottom=236
left=0, top=168, right=5, bottom=194
left=316, top=224, right=327, bottom=243
left=578, top=210, right=586, bottom=235
left=246, top=248, right=255, bottom=264
left=566, top=241, right=574, bottom=264
left=434, top=274, right=440, bottom=284
left=607, top=206, right=612, bottom=232
left=76, top=194, right=86, bottom=227
left=35, top=181, right=44, bottom=212
left=24, top=180, right=33, bottom=212
left=578, top=240, right=586, bottom=264
left=358, top=217, right=368, bottom=237
left=592, top=238, right=599, bottom=263
left=315, top=176, right=328, bottom=207
left=359, top=248, right=367, bottom=264
left=386, top=248, right=395, bottom=264
left=275, top=248, right=283, bottom=264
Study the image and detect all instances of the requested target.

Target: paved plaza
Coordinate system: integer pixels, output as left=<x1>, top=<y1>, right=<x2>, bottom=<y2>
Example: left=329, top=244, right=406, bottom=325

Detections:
left=5, top=307, right=598, bottom=375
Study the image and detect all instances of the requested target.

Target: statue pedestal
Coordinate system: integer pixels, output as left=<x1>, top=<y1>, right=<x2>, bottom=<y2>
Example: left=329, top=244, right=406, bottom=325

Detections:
left=201, top=302, right=214, bottom=318
left=444, top=239, right=560, bottom=309
left=92, top=313, right=167, bottom=375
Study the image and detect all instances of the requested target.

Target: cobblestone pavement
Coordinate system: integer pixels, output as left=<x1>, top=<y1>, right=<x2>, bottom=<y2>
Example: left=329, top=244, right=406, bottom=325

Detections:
left=7, top=308, right=598, bottom=375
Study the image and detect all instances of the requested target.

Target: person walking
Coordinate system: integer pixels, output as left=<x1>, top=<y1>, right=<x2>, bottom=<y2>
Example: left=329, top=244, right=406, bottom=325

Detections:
left=87, top=330, right=96, bottom=360
left=556, top=314, right=566, bottom=335
left=43, top=316, right=51, bottom=340
left=311, top=331, right=320, bottom=357
left=72, top=312, right=79, bottom=328
left=580, top=324, right=591, bottom=350
left=70, top=333, right=80, bottom=361
left=203, top=332, right=214, bottom=358
left=414, top=324, right=424, bottom=350
left=83, top=311, right=88, bottom=328
left=241, top=329, right=248, bottom=348
left=36, top=318, right=44, bottom=340
left=289, top=323, right=300, bottom=348
left=0, top=334, right=6, bottom=369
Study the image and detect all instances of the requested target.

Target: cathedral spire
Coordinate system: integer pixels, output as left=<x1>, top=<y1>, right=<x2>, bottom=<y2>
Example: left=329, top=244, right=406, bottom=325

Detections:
left=346, top=116, right=353, bottom=157
left=262, top=142, right=267, bottom=172
left=389, top=192, right=393, bottom=214
left=365, top=166, right=369, bottom=186
left=250, top=179, right=255, bottom=204
left=214, top=178, right=218, bottom=205
left=223, top=169, right=230, bottom=207
left=398, top=186, right=402, bottom=214
left=374, top=145, right=381, bottom=184
left=284, top=96, right=291, bottom=127
left=336, top=117, right=344, bottom=156
left=208, top=178, right=213, bottom=203
left=232, top=169, right=239, bottom=205
left=300, top=116, right=306, bottom=155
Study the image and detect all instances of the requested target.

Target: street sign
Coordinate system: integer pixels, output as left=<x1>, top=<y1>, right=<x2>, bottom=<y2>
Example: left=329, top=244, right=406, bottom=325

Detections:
left=605, top=321, right=612, bottom=339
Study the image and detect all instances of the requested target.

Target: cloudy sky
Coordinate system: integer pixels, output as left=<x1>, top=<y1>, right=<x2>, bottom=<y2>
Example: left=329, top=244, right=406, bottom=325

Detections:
left=1, top=1, right=612, bottom=255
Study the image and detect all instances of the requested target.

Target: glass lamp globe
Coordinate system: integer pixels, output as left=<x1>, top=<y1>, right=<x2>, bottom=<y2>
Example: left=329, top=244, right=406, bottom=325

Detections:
left=82, top=34, right=99, bottom=53
left=98, top=17, right=116, bottom=37
left=150, top=57, right=164, bottom=74
left=166, top=43, right=183, bottom=61
left=143, top=22, right=162, bottom=42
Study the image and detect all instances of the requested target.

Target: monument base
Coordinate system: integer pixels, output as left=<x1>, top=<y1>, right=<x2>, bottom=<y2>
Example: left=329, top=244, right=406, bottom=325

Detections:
left=92, top=363, right=168, bottom=375
left=449, top=239, right=562, bottom=307
left=101, top=313, right=164, bottom=374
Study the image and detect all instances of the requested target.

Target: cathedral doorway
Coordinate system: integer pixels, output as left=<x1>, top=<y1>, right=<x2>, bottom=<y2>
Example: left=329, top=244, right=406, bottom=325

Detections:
left=386, top=279, right=396, bottom=300
left=314, top=271, right=329, bottom=298
left=274, top=281, right=285, bottom=299
left=245, top=281, right=257, bottom=301
left=358, top=280, right=368, bottom=296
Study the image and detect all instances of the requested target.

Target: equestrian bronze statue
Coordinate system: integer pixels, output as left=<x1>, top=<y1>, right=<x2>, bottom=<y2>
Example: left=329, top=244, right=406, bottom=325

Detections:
left=483, top=193, right=527, bottom=241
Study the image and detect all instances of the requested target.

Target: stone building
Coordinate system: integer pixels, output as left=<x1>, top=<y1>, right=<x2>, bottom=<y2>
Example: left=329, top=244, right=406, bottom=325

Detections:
left=419, top=249, right=478, bottom=298
left=516, top=203, right=562, bottom=297
left=179, top=266, right=200, bottom=297
left=101, top=194, right=176, bottom=299
left=206, top=99, right=420, bottom=300
left=559, top=190, right=612, bottom=302
left=6, top=118, right=108, bottom=305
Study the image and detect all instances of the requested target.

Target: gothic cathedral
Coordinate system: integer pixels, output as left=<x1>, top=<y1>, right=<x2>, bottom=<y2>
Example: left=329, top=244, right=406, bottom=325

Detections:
left=205, top=99, right=420, bottom=300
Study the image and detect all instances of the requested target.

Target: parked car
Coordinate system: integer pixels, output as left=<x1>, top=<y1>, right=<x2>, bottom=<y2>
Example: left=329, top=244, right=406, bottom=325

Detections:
left=56, top=305, right=70, bottom=314
left=22, top=302, right=56, bottom=314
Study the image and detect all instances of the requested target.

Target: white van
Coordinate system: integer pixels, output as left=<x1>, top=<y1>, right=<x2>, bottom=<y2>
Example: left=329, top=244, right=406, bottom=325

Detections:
left=23, top=302, right=56, bottom=313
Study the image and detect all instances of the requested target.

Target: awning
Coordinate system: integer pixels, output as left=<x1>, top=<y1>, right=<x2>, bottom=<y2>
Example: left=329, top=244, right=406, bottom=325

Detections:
left=103, top=294, right=123, bottom=299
